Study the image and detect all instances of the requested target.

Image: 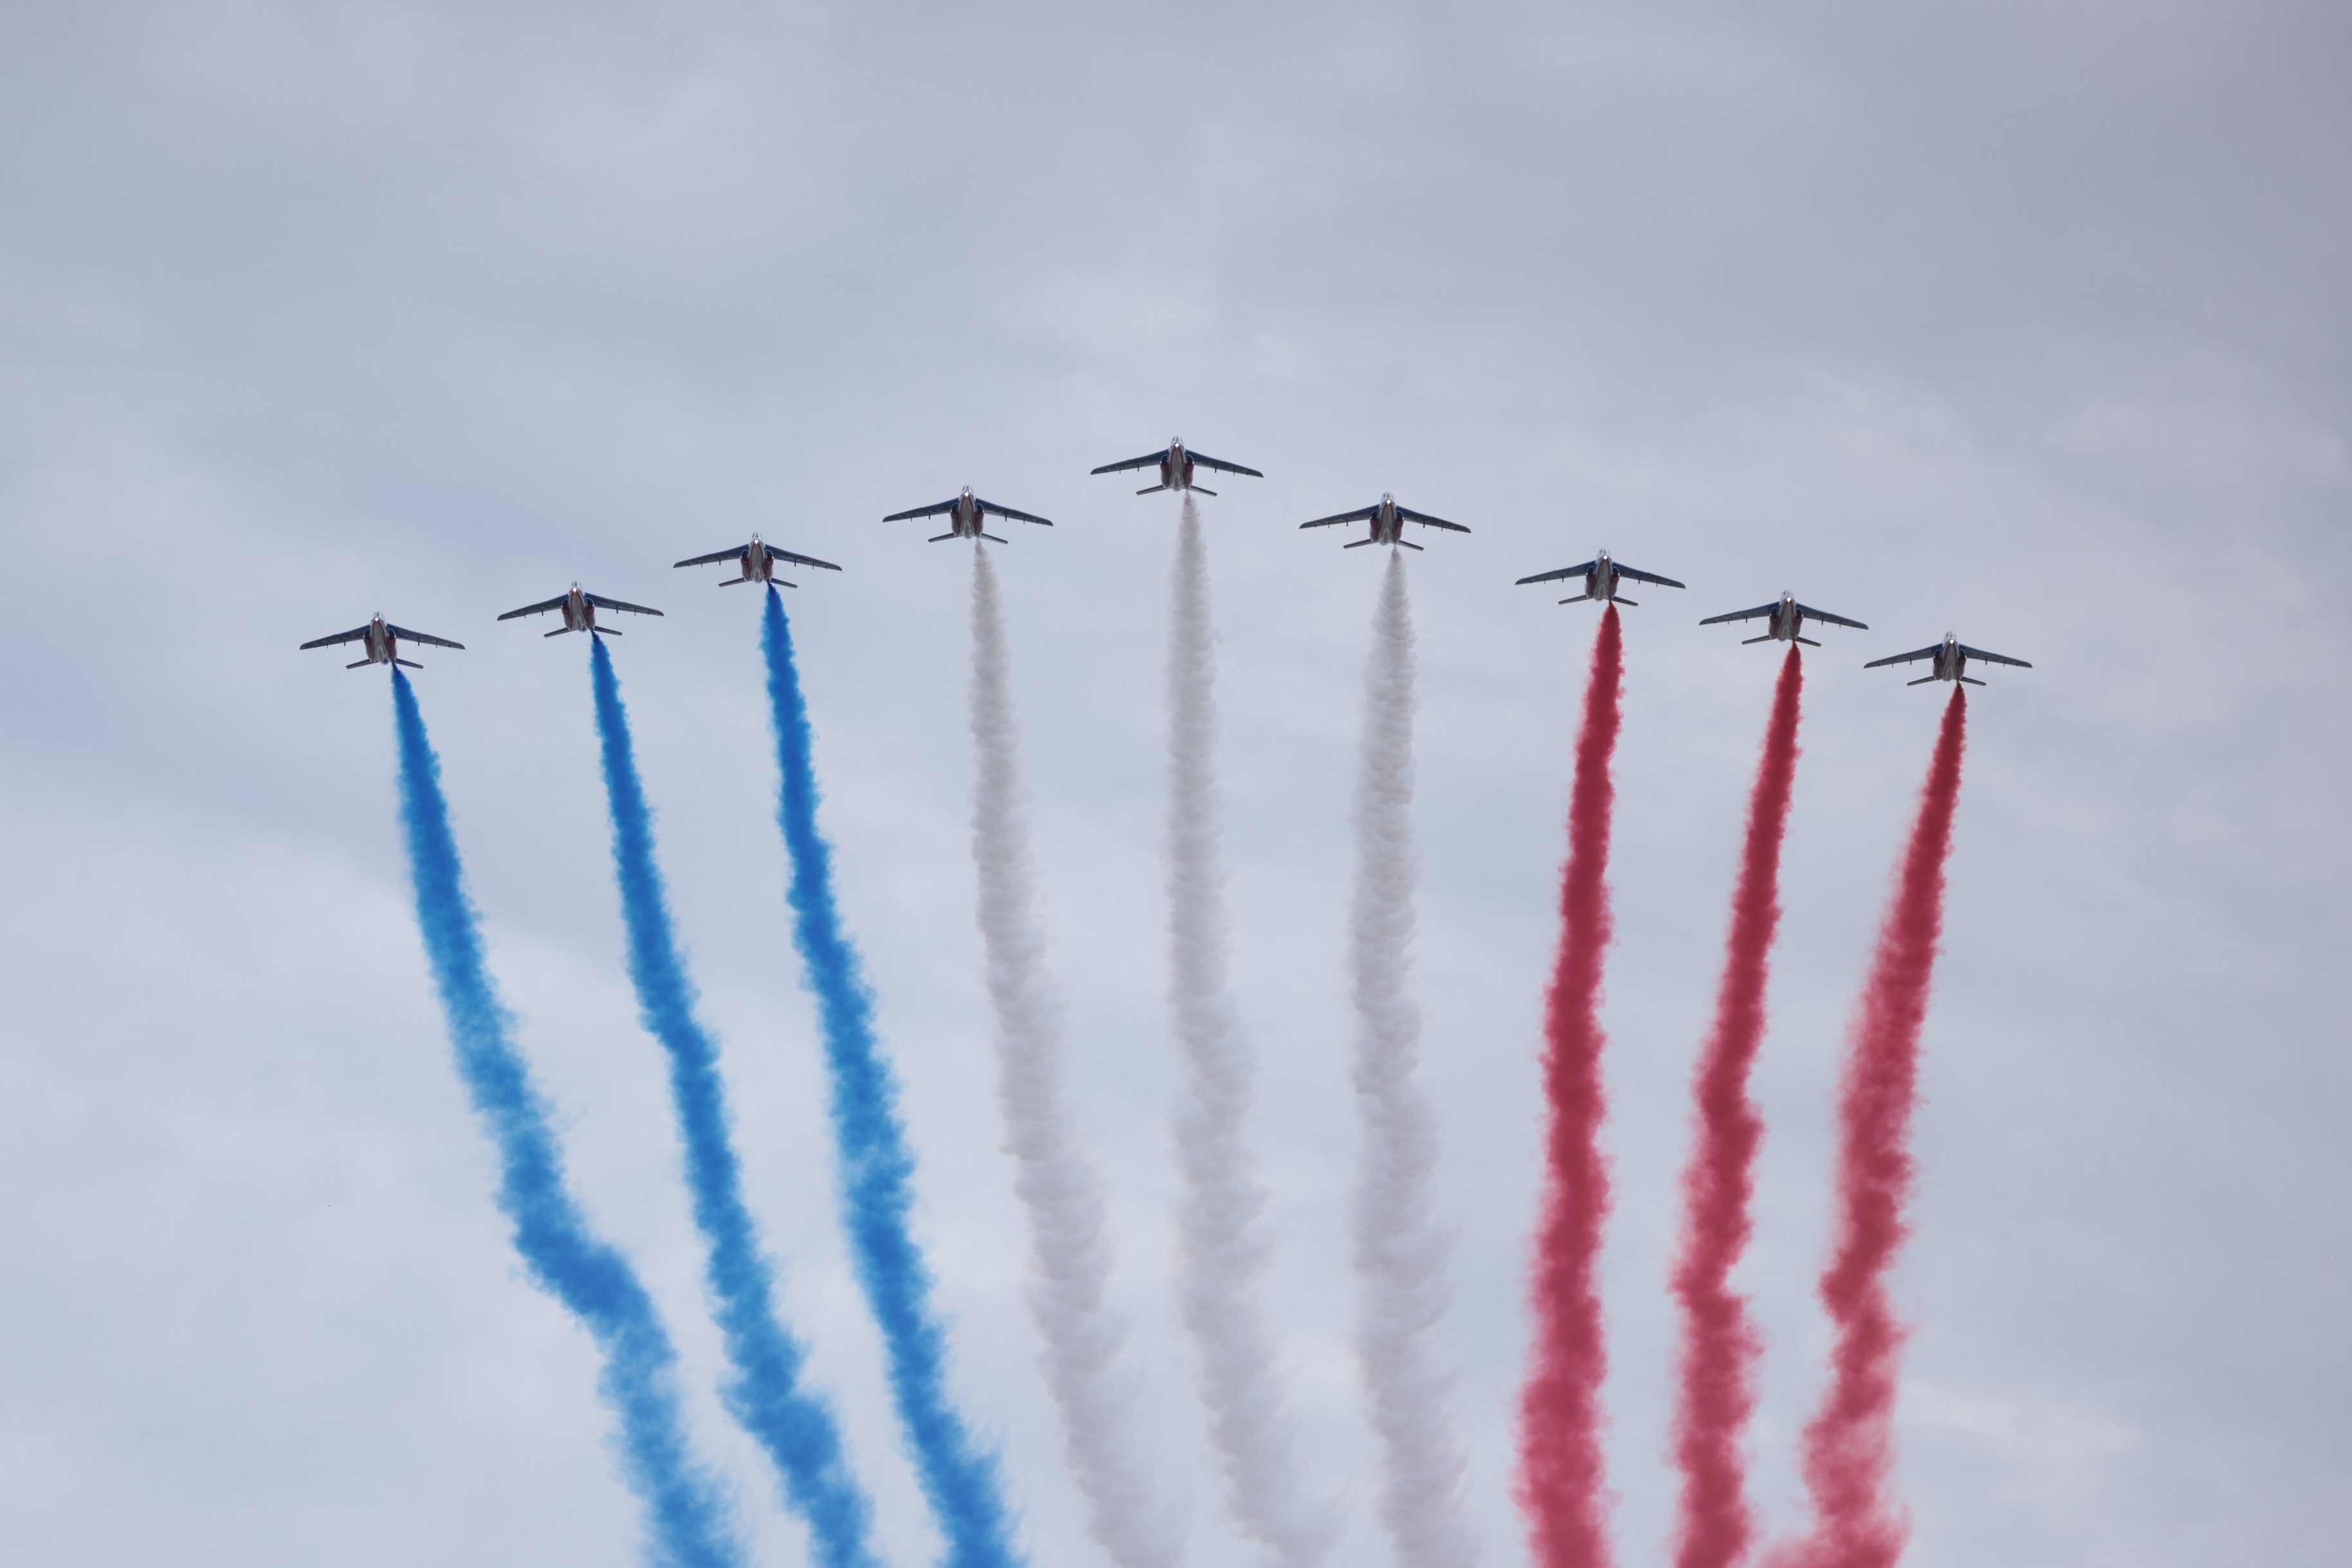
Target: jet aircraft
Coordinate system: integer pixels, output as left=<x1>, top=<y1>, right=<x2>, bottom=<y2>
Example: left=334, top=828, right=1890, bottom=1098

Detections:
left=1701, top=592, right=1868, bottom=646
left=300, top=614, right=464, bottom=670
left=674, top=534, right=842, bottom=587
left=1090, top=438, right=1264, bottom=496
left=1299, top=493, right=1469, bottom=549
left=497, top=584, right=663, bottom=637
left=882, top=488, right=1053, bottom=543
left=1516, top=551, right=1685, bottom=606
left=1865, top=634, right=2032, bottom=686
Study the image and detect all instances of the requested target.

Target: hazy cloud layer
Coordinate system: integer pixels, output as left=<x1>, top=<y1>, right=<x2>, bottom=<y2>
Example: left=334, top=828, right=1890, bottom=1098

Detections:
left=1, top=3, right=2346, bottom=1565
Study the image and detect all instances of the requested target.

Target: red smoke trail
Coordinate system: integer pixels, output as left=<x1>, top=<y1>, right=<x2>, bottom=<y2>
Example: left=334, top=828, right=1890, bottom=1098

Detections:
left=1670, top=647, right=1805, bottom=1568
left=1518, top=605, right=1623, bottom=1568
left=1770, top=687, right=1969, bottom=1568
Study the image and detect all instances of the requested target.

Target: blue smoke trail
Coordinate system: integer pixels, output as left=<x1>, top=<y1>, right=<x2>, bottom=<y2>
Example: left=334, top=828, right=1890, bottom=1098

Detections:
left=586, top=639, right=881, bottom=1568
left=762, top=586, right=1024, bottom=1568
left=388, top=670, right=742, bottom=1568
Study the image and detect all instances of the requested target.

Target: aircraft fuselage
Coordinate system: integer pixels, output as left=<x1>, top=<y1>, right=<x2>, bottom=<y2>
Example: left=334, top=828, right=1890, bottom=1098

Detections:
left=1162, top=440, right=1197, bottom=492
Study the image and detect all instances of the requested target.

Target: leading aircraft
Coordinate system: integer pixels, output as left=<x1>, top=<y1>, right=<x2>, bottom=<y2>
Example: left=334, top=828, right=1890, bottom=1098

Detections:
left=300, top=613, right=464, bottom=670
left=1090, top=438, right=1264, bottom=496
left=883, top=488, right=1054, bottom=543
left=1864, top=634, right=2032, bottom=686
left=674, top=534, right=842, bottom=587
left=497, top=584, right=664, bottom=637
left=1701, top=592, right=1868, bottom=646
left=1300, top=493, right=1469, bottom=549
left=1516, top=551, right=1684, bottom=606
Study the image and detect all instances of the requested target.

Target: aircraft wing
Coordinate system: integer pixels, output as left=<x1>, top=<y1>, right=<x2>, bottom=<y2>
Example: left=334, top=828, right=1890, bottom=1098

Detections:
left=882, top=498, right=958, bottom=522
left=1300, top=505, right=1381, bottom=529
left=1793, top=603, right=1868, bottom=631
left=585, top=594, right=664, bottom=617
left=1190, top=450, right=1265, bottom=478
left=674, top=546, right=751, bottom=568
left=1864, top=644, right=1943, bottom=668
left=1699, top=603, right=1778, bottom=625
left=1395, top=506, right=1469, bottom=534
left=299, top=625, right=370, bottom=649
left=1516, top=561, right=1597, bottom=585
left=497, top=596, right=570, bottom=621
left=386, top=624, right=466, bottom=650
left=976, top=498, right=1054, bottom=526
left=1615, top=563, right=1685, bottom=588
left=1957, top=643, right=2032, bottom=668
left=1090, top=451, right=1166, bottom=475
left=762, top=545, right=843, bottom=572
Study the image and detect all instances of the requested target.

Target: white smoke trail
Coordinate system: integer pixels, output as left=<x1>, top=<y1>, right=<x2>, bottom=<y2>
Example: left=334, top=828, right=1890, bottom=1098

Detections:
left=1350, top=551, right=1480, bottom=1568
left=969, top=545, right=1181, bottom=1568
left=1165, top=498, right=1340, bottom=1567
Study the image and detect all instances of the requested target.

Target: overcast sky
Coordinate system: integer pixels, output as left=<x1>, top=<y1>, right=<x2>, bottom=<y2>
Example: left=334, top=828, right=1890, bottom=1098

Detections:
left=2, top=3, right=2347, bottom=1565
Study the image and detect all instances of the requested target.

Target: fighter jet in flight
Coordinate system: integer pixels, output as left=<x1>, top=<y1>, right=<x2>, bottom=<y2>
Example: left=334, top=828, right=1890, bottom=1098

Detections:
left=1300, top=493, right=1469, bottom=549
left=883, top=488, right=1053, bottom=544
left=1702, top=592, right=1868, bottom=646
left=1516, top=551, right=1684, bottom=606
left=674, top=534, right=842, bottom=587
left=300, top=614, right=464, bottom=670
left=1090, top=438, right=1263, bottom=497
left=497, top=584, right=663, bottom=637
left=1865, top=634, right=2032, bottom=686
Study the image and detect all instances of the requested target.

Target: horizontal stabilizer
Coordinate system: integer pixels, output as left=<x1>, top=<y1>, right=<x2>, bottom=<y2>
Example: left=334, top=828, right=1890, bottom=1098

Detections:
left=345, top=657, right=373, bottom=668
left=1743, top=634, right=1774, bottom=644
left=1343, top=537, right=1375, bottom=548
left=1136, top=484, right=1168, bottom=495
left=1907, top=675, right=1936, bottom=685
left=1796, top=636, right=1820, bottom=647
left=776, top=579, right=798, bottom=588
left=980, top=532, right=1009, bottom=544
left=394, top=658, right=423, bottom=669
left=544, top=626, right=576, bottom=637
left=1960, top=675, right=1985, bottom=686
left=720, top=576, right=748, bottom=585
left=1399, top=538, right=1424, bottom=550
left=930, top=532, right=958, bottom=542
left=1617, top=596, right=1638, bottom=606
left=1193, top=486, right=1217, bottom=496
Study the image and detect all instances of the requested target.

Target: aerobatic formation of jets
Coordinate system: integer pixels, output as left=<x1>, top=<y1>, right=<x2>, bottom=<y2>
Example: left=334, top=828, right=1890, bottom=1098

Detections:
left=300, top=437, right=2034, bottom=684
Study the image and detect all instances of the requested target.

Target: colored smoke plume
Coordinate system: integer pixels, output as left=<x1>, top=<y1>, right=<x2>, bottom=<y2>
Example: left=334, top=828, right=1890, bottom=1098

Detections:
left=390, top=670, right=743, bottom=1568
left=589, top=639, right=881, bottom=1568
left=1164, top=498, right=1337, bottom=1565
left=968, top=547, right=1179, bottom=1568
left=1350, top=549, right=1479, bottom=1568
left=1767, top=687, right=1969, bottom=1568
left=1669, top=646, right=1803, bottom=1568
left=762, top=588, right=1024, bottom=1568
left=1517, top=602, right=1623, bottom=1568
